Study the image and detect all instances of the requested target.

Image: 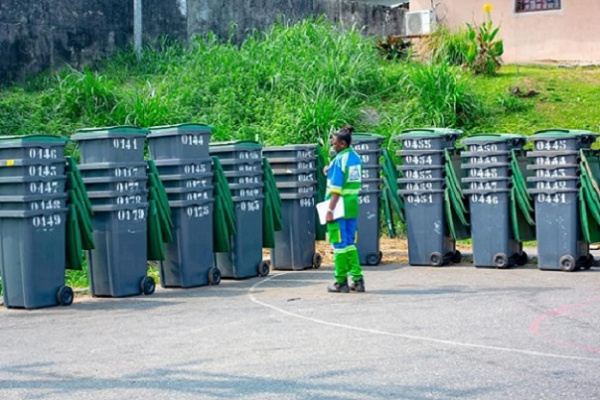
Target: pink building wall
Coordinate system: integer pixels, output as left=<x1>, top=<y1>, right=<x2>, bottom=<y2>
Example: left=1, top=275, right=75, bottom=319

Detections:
left=410, top=0, right=600, bottom=64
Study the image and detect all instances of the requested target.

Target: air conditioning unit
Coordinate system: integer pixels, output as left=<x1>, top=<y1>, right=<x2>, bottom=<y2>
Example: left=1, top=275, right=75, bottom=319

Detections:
left=405, top=10, right=436, bottom=36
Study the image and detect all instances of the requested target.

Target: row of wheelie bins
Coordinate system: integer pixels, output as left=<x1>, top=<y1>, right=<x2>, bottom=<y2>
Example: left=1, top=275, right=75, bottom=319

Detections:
left=397, top=128, right=600, bottom=272
left=0, top=125, right=325, bottom=309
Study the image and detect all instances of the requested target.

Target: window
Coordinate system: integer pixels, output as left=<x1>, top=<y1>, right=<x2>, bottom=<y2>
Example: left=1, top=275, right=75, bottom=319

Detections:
left=516, top=0, right=561, bottom=12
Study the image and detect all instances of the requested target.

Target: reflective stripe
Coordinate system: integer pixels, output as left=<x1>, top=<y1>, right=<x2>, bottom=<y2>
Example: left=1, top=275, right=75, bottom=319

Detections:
left=341, top=152, right=350, bottom=171
left=333, top=246, right=353, bottom=253
left=341, top=188, right=361, bottom=195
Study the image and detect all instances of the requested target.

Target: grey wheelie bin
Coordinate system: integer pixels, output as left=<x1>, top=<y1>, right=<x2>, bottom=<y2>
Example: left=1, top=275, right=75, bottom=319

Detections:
left=527, top=129, right=597, bottom=271
left=263, top=144, right=321, bottom=270
left=461, top=134, right=529, bottom=268
left=210, top=141, right=269, bottom=279
left=148, top=124, right=219, bottom=288
left=353, top=134, right=385, bottom=265
left=396, top=128, right=463, bottom=266
left=0, top=135, right=73, bottom=309
left=72, top=126, right=155, bottom=296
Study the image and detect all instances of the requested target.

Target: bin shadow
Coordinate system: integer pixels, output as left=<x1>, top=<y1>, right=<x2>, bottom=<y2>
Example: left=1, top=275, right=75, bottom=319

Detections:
left=0, top=360, right=501, bottom=400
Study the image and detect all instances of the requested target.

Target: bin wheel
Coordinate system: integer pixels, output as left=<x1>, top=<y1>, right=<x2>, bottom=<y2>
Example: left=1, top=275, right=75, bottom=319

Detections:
left=516, top=251, right=528, bottom=266
left=452, top=250, right=462, bottom=264
left=312, top=253, right=323, bottom=269
left=493, top=253, right=509, bottom=269
left=57, top=285, right=74, bottom=306
left=208, top=267, right=222, bottom=285
left=366, top=252, right=381, bottom=266
left=140, top=276, right=156, bottom=295
left=258, top=260, right=271, bottom=277
left=429, top=252, right=443, bottom=267
left=559, top=255, right=576, bottom=272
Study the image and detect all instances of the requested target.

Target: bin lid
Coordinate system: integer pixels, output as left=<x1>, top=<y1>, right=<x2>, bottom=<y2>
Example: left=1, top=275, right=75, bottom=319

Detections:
left=262, top=144, right=316, bottom=152
left=0, top=134, right=69, bottom=146
left=72, top=126, right=149, bottom=141
left=352, top=133, right=385, bottom=142
left=148, top=123, right=213, bottom=138
left=529, top=129, right=598, bottom=140
left=209, top=140, right=263, bottom=153
left=150, top=123, right=213, bottom=131
left=398, top=128, right=463, bottom=138
left=462, top=134, right=526, bottom=146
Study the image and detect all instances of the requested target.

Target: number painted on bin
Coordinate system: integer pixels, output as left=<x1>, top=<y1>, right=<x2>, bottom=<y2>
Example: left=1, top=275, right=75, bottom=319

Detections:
left=181, top=134, right=204, bottom=146
left=536, top=193, right=567, bottom=204
left=116, top=181, right=140, bottom=192
left=186, top=205, right=210, bottom=218
left=403, top=139, right=432, bottom=150
left=30, top=199, right=62, bottom=211
left=29, top=148, right=58, bottom=160
left=114, top=167, right=138, bottom=178
left=405, top=170, right=433, bottom=179
left=32, top=214, right=62, bottom=228
left=300, top=197, right=315, bottom=207
left=28, top=165, right=58, bottom=177
left=112, top=138, right=138, bottom=150
left=184, top=164, right=208, bottom=174
left=404, top=155, right=433, bottom=165
left=238, top=152, right=260, bottom=160
left=468, top=144, right=498, bottom=152
left=536, top=181, right=567, bottom=190
left=406, top=194, right=433, bottom=204
left=471, top=194, right=499, bottom=205
left=535, top=140, right=567, bottom=151
left=469, top=168, right=498, bottom=178
left=117, top=208, right=146, bottom=221
left=239, top=200, right=261, bottom=212
left=29, top=181, right=59, bottom=194
left=116, top=195, right=143, bottom=205
left=185, top=192, right=209, bottom=201
left=535, top=157, right=568, bottom=166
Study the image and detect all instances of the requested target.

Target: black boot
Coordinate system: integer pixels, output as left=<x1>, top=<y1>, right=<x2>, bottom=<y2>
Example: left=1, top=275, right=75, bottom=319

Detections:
left=327, top=281, right=350, bottom=293
left=350, top=278, right=365, bottom=293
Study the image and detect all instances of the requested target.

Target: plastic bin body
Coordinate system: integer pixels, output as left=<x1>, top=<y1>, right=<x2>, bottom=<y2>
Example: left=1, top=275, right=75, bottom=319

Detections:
left=215, top=198, right=264, bottom=278
left=271, top=195, right=316, bottom=270
left=465, top=190, right=521, bottom=267
left=532, top=191, right=587, bottom=270
left=0, top=210, right=68, bottom=308
left=72, top=126, right=148, bottom=164
left=401, top=190, right=455, bottom=265
left=148, top=124, right=212, bottom=160
left=160, top=200, right=214, bottom=287
left=348, top=134, right=384, bottom=265
left=86, top=204, right=148, bottom=297
left=356, top=189, right=381, bottom=265
left=210, top=141, right=264, bottom=278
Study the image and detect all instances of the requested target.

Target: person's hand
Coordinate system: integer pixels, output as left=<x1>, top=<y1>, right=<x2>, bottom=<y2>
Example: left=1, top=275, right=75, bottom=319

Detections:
left=323, top=166, right=329, bottom=176
left=326, top=210, right=333, bottom=223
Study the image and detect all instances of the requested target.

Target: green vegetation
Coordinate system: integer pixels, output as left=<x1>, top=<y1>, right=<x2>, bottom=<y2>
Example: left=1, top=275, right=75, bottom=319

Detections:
left=1, top=18, right=600, bottom=294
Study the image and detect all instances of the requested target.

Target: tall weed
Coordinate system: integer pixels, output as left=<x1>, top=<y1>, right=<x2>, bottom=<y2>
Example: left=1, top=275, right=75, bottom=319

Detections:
left=402, top=62, right=483, bottom=128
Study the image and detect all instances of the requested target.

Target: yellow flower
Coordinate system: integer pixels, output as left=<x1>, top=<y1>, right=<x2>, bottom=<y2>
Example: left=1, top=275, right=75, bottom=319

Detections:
left=483, top=3, right=494, bottom=13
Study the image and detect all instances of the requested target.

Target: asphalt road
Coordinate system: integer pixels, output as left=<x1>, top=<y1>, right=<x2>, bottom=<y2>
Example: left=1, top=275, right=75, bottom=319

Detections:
left=1, top=261, right=600, bottom=400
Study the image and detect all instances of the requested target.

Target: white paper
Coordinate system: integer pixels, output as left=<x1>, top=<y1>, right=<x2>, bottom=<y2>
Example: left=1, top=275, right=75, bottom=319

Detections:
left=316, top=200, right=345, bottom=225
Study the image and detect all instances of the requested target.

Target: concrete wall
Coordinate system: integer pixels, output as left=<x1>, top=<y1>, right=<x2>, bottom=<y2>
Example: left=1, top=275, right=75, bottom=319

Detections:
left=0, top=0, right=187, bottom=83
left=410, top=0, right=600, bottom=64
left=187, top=0, right=405, bottom=43
left=0, top=0, right=403, bottom=83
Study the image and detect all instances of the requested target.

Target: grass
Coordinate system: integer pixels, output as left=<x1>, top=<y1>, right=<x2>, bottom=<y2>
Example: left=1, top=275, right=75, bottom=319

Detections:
left=1, top=19, right=600, bottom=294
